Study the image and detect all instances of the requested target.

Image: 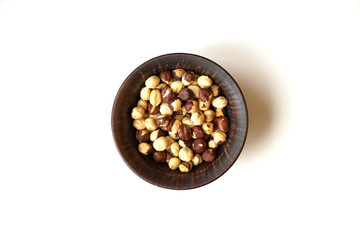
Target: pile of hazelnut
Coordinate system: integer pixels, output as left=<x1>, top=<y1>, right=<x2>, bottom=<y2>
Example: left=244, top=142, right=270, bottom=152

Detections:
left=131, top=69, right=229, bottom=173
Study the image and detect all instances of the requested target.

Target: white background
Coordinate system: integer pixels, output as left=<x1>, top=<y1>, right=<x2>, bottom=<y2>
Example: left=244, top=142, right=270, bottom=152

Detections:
left=1, top=0, right=360, bottom=239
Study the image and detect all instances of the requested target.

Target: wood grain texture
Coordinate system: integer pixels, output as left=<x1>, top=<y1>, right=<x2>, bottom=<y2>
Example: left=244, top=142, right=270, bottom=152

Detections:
left=111, top=53, right=248, bottom=190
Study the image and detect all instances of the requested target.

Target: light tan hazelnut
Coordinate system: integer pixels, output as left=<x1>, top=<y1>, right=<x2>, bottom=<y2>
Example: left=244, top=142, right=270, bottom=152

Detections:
left=170, top=80, right=184, bottom=94
left=145, top=75, right=160, bottom=89
left=182, top=117, right=195, bottom=127
left=204, top=109, right=215, bottom=122
left=169, top=131, right=179, bottom=140
left=160, top=103, right=173, bottom=115
left=198, top=99, right=211, bottom=111
left=191, top=112, right=205, bottom=126
left=174, top=114, right=185, bottom=121
left=185, top=100, right=198, bottom=114
left=140, top=87, right=151, bottom=100
left=208, top=139, right=218, bottom=149
left=172, top=69, right=186, bottom=80
left=137, top=99, right=148, bottom=110
left=179, top=161, right=193, bottom=173
left=131, top=107, right=145, bottom=120
left=179, top=147, right=194, bottom=162
left=156, top=83, right=167, bottom=90
left=133, top=118, right=146, bottom=130
left=191, top=154, right=203, bottom=166
left=188, top=85, right=200, bottom=98
left=149, top=89, right=162, bottom=106
left=213, top=130, right=227, bottom=145
left=169, top=142, right=180, bottom=157
left=150, top=129, right=165, bottom=142
left=197, top=75, right=213, bottom=88
left=138, top=143, right=153, bottom=155
left=169, top=119, right=182, bottom=135
left=210, top=85, right=221, bottom=97
left=215, top=108, right=226, bottom=117
left=166, top=136, right=175, bottom=148
left=145, top=118, right=158, bottom=131
left=169, top=98, right=182, bottom=111
left=153, top=136, right=168, bottom=151
left=168, top=157, right=181, bottom=170
left=202, top=122, right=215, bottom=135
left=212, top=96, right=228, bottom=108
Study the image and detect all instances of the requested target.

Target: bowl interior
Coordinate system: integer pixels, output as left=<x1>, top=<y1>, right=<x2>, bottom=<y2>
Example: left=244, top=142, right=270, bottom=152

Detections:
left=112, top=53, right=248, bottom=189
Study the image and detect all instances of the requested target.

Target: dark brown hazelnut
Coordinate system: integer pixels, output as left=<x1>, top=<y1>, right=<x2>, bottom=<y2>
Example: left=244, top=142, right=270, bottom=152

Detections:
left=147, top=103, right=160, bottom=115
left=155, top=115, right=170, bottom=128
left=202, top=149, right=217, bottom=162
left=172, top=69, right=185, bottom=80
left=159, top=70, right=172, bottom=84
left=153, top=151, right=166, bottom=163
left=178, top=124, right=192, bottom=141
left=178, top=88, right=194, bottom=101
left=192, top=126, right=205, bottom=139
left=217, top=116, right=230, bottom=132
left=166, top=118, right=175, bottom=132
left=161, top=86, right=174, bottom=103
left=192, top=138, right=207, bottom=154
left=199, top=88, right=212, bottom=101
left=136, top=130, right=150, bottom=142
left=179, top=139, right=193, bottom=148
left=181, top=71, right=196, bottom=86
left=203, top=134, right=211, bottom=141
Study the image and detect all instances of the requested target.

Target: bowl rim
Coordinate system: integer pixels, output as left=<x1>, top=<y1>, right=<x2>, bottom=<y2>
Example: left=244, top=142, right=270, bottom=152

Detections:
left=111, top=52, right=248, bottom=190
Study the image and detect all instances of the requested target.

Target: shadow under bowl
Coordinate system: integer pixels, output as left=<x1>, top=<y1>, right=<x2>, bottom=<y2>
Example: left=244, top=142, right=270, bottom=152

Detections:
left=112, top=53, right=248, bottom=190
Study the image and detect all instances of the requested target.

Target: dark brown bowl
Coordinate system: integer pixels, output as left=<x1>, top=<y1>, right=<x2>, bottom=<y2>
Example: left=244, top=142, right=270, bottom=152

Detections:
left=112, top=53, right=248, bottom=190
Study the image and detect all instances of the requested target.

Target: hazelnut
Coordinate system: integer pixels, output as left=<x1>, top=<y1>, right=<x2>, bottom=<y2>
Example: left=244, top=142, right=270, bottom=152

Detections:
left=169, top=142, right=180, bottom=157
left=172, top=69, right=186, bottom=80
left=161, top=86, right=174, bottom=103
left=192, top=138, right=207, bottom=154
left=166, top=152, right=172, bottom=163
left=217, top=116, right=230, bottom=132
left=150, top=129, right=167, bottom=142
left=212, top=96, right=228, bottom=108
left=208, top=139, right=218, bottom=149
left=136, top=129, right=150, bottom=142
left=192, top=126, right=205, bottom=139
left=153, top=151, right=166, bottom=163
left=197, top=75, right=213, bottom=88
left=159, top=70, right=173, bottom=84
left=188, top=85, right=200, bottom=98
left=149, top=89, right=162, bottom=106
left=213, top=130, right=227, bottom=145
left=169, top=98, right=182, bottom=111
left=184, top=100, right=199, bottom=114
left=182, top=117, right=195, bottom=127
left=168, top=157, right=181, bottom=170
left=174, top=106, right=187, bottom=116
left=155, top=115, right=170, bottom=129
left=179, top=139, right=193, bottom=148
left=191, top=154, right=202, bottom=166
left=181, top=71, right=196, bottom=86
left=131, top=106, right=145, bottom=120
left=148, top=103, right=160, bottom=115
left=204, top=109, right=215, bottom=122
left=179, top=147, right=194, bottom=162
left=133, top=118, right=146, bottom=130
left=137, top=99, right=148, bottom=110
left=140, top=87, right=151, bottom=100
left=174, top=114, right=185, bottom=121
left=199, top=88, right=213, bottom=101
left=202, top=149, right=216, bottom=162
left=168, top=119, right=182, bottom=136
left=191, top=111, right=205, bottom=126
left=178, top=88, right=194, bottom=101
left=145, top=75, right=160, bottom=89
left=159, top=103, right=173, bottom=115
left=198, top=99, right=211, bottom=111
left=138, top=142, right=153, bottom=155
left=165, top=136, right=175, bottom=148
left=156, top=83, right=167, bottom=90
left=170, top=80, right=184, bottom=94
left=210, top=85, right=221, bottom=97
left=169, top=131, right=179, bottom=140
left=145, top=118, right=158, bottom=131
left=178, top=124, right=192, bottom=141
left=215, top=108, right=226, bottom=118
left=202, top=122, right=215, bottom=135
left=166, top=118, right=175, bottom=132
left=179, top=161, right=193, bottom=173
left=153, top=136, right=168, bottom=151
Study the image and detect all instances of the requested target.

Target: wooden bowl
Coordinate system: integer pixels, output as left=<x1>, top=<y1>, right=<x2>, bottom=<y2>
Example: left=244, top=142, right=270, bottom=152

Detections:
left=112, top=53, right=248, bottom=190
